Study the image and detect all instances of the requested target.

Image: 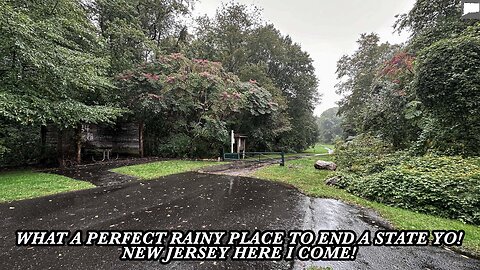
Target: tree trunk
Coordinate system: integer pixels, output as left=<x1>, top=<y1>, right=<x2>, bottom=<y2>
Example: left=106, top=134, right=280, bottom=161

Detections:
left=75, top=124, right=82, bottom=164
left=139, top=121, right=144, bottom=158
left=57, top=129, right=65, bottom=168
left=40, top=125, right=47, bottom=164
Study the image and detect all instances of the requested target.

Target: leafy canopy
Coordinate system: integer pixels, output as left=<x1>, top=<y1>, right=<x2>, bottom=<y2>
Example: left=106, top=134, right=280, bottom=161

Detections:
left=117, top=53, right=279, bottom=157
left=0, top=0, right=124, bottom=128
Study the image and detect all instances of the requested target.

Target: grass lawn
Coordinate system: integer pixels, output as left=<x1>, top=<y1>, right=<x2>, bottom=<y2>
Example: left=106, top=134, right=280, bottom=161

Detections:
left=0, top=171, right=94, bottom=203
left=111, top=160, right=225, bottom=180
left=303, top=143, right=335, bottom=154
left=253, top=156, right=480, bottom=256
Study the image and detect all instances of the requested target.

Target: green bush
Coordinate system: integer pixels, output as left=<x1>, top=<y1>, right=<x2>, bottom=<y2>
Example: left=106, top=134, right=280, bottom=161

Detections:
left=414, top=34, right=480, bottom=156
left=146, top=131, right=224, bottom=159
left=335, top=145, right=480, bottom=224
left=0, top=122, right=42, bottom=167
left=334, top=134, right=396, bottom=174
left=155, top=134, right=192, bottom=158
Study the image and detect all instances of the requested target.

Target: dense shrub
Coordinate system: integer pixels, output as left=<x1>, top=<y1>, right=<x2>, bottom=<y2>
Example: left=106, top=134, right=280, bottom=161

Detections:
left=414, top=35, right=480, bottom=156
left=334, top=134, right=396, bottom=173
left=146, top=133, right=192, bottom=158
left=335, top=138, right=480, bottom=224
left=0, top=122, right=42, bottom=167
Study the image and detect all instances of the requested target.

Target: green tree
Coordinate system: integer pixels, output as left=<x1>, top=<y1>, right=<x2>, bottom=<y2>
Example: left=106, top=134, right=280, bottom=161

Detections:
left=89, top=0, right=196, bottom=74
left=335, top=33, right=422, bottom=148
left=0, top=0, right=124, bottom=165
left=316, top=107, right=343, bottom=144
left=414, top=27, right=480, bottom=155
left=336, top=1, right=480, bottom=155
left=336, top=34, right=399, bottom=134
left=117, top=53, right=279, bottom=157
left=395, top=0, right=474, bottom=51
left=189, top=3, right=262, bottom=74
left=394, top=0, right=480, bottom=155
left=189, top=3, right=320, bottom=151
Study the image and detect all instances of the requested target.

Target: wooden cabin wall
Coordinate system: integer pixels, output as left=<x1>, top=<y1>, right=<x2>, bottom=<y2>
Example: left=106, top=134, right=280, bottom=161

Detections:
left=43, top=125, right=76, bottom=165
left=83, top=123, right=140, bottom=156
left=83, top=125, right=114, bottom=150
left=112, top=122, right=140, bottom=155
left=44, top=122, right=140, bottom=165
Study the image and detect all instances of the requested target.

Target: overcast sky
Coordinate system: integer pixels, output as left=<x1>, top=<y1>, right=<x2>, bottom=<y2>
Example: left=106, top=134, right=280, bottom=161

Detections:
left=192, top=0, right=416, bottom=115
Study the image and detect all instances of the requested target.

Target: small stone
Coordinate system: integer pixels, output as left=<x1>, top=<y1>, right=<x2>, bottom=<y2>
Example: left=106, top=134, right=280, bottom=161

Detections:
left=325, top=176, right=341, bottom=186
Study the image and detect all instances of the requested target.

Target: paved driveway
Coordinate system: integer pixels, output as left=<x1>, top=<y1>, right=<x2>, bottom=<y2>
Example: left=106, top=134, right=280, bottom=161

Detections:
left=1, top=170, right=479, bottom=269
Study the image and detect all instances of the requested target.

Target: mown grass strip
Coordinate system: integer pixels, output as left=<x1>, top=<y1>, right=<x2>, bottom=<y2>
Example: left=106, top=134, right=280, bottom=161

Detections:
left=303, top=144, right=335, bottom=154
left=0, top=171, right=94, bottom=203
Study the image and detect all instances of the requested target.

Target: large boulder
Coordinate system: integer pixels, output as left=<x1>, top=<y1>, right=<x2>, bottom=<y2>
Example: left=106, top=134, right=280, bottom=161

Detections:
left=314, top=160, right=337, bottom=171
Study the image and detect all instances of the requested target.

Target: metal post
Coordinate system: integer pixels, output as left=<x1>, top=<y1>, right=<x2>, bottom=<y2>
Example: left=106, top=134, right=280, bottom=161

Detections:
left=231, top=130, right=234, bottom=153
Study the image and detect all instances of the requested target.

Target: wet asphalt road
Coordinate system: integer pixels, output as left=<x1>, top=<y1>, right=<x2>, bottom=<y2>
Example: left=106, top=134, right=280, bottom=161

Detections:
left=295, top=198, right=479, bottom=270
left=1, top=169, right=479, bottom=269
left=1, top=172, right=302, bottom=270
left=45, top=158, right=165, bottom=186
